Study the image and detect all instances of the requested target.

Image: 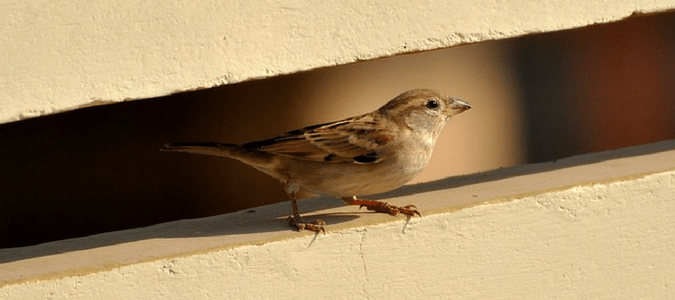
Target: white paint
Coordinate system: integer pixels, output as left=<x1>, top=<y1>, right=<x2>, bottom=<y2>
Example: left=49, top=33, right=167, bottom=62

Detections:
left=2, top=0, right=675, bottom=122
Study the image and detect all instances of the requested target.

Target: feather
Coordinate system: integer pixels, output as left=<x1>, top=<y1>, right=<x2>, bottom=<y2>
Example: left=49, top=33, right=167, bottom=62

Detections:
left=242, top=114, right=394, bottom=164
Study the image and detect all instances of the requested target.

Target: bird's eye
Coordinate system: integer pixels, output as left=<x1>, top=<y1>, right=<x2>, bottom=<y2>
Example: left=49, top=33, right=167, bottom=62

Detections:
left=425, top=99, right=440, bottom=109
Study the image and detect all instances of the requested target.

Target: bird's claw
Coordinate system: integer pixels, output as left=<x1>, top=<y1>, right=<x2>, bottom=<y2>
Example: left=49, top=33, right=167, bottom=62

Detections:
left=287, top=216, right=326, bottom=233
left=399, top=205, right=422, bottom=217
left=359, top=202, right=422, bottom=217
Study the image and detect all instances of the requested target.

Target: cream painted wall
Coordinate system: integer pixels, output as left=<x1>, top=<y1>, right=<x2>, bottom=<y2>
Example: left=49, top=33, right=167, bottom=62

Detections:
left=2, top=1, right=675, bottom=298
left=2, top=0, right=675, bottom=123
left=2, top=140, right=675, bottom=298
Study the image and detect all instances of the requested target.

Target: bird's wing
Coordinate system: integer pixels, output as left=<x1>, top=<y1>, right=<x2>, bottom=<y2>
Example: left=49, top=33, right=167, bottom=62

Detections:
left=242, top=114, right=393, bottom=163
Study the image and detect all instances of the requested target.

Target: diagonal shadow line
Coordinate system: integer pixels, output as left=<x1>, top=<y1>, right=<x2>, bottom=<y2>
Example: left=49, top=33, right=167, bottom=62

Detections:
left=372, top=139, right=675, bottom=200
left=1, top=139, right=673, bottom=264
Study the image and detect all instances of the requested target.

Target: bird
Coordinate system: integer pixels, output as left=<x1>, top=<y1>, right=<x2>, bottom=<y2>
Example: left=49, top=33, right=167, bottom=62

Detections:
left=163, top=89, right=472, bottom=233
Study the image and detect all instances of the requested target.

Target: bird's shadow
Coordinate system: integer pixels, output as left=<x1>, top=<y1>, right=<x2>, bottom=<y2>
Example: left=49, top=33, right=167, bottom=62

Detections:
left=0, top=201, right=358, bottom=263
left=1, top=139, right=673, bottom=264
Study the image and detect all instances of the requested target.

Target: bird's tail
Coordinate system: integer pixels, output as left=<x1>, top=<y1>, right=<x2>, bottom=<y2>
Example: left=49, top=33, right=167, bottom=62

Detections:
left=162, top=142, right=275, bottom=171
left=162, top=142, right=242, bottom=157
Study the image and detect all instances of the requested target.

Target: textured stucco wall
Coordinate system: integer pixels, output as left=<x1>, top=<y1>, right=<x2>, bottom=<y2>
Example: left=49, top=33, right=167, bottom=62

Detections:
left=2, top=140, right=674, bottom=298
left=2, top=0, right=675, bottom=123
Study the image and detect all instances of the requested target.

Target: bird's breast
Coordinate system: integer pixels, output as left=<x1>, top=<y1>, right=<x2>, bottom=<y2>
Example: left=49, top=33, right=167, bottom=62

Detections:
left=277, top=144, right=433, bottom=197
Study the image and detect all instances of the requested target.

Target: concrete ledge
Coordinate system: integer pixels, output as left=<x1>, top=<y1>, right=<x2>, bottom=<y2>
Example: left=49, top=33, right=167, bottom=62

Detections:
left=2, top=140, right=674, bottom=298
left=3, top=1, right=675, bottom=123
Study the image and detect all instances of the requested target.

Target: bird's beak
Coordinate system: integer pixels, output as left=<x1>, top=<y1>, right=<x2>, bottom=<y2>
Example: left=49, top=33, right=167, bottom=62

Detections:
left=446, top=97, right=472, bottom=117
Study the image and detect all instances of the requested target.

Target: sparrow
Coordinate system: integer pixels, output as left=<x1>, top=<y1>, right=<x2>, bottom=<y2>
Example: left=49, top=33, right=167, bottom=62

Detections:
left=164, top=89, right=472, bottom=233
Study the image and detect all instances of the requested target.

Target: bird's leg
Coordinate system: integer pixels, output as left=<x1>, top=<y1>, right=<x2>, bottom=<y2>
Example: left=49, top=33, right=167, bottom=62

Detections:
left=285, top=186, right=325, bottom=233
left=341, top=196, right=421, bottom=217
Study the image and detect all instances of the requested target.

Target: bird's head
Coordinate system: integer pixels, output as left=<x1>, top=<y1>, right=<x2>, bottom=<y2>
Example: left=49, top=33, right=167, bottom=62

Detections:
left=379, top=89, right=471, bottom=139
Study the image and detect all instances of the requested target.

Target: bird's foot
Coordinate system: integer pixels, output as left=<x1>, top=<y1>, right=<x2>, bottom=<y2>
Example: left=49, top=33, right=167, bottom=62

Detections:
left=287, top=215, right=326, bottom=233
left=342, top=197, right=421, bottom=217
left=398, top=204, right=422, bottom=217
left=360, top=202, right=422, bottom=217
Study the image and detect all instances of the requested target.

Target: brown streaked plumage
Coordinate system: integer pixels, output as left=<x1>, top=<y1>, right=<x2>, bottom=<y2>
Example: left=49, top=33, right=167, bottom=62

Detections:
left=164, top=89, right=472, bottom=232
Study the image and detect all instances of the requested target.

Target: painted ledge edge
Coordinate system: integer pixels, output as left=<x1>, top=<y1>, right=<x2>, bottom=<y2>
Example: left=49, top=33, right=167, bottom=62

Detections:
left=1, top=139, right=674, bottom=287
